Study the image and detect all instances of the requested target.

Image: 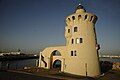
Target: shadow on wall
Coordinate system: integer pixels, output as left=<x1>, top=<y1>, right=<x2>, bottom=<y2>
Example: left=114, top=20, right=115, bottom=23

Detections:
left=100, top=61, right=113, bottom=74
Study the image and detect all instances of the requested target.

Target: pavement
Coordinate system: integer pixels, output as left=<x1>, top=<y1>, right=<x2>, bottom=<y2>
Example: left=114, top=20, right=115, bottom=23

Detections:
left=0, top=69, right=119, bottom=80
left=0, top=70, right=58, bottom=80
left=97, top=70, right=120, bottom=80
left=0, top=70, right=93, bottom=80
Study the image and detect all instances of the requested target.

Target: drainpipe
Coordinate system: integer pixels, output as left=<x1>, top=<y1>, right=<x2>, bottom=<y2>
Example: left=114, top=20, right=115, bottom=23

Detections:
left=85, top=63, right=88, bottom=77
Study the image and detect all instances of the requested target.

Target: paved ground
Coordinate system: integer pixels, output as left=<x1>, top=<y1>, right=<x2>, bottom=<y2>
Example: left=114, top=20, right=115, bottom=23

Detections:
left=0, top=69, right=119, bottom=80
left=0, top=70, right=94, bottom=80
left=0, top=70, right=58, bottom=80
left=97, top=70, right=120, bottom=80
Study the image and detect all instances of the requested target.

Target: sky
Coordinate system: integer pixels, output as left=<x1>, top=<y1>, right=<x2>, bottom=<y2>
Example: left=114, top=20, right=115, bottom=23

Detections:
left=0, top=0, right=120, bottom=54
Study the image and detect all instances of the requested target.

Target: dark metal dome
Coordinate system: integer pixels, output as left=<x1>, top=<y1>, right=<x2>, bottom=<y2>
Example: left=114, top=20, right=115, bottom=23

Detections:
left=76, top=4, right=86, bottom=11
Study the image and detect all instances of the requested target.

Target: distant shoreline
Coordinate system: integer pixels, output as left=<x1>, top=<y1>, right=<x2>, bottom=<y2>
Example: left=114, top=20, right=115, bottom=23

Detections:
left=0, top=54, right=39, bottom=61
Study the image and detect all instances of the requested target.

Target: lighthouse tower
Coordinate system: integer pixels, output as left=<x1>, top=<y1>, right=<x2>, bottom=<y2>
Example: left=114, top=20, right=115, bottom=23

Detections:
left=38, top=4, right=100, bottom=77
left=64, top=4, right=100, bottom=76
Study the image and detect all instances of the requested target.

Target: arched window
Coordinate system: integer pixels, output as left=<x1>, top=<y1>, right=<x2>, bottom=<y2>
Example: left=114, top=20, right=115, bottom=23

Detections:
left=70, top=51, right=77, bottom=56
left=74, top=51, right=77, bottom=56
left=90, top=16, right=93, bottom=21
left=80, top=38, right=83, bottom=43
left=85, top=15, right=87, bottom=20
left=72, top=16, right=75, bottom=20
left=78, top=15, right=81, bottom=20
left=68, top=29, right=70, bottom=33
left=93, top=17, right=97, bottom=23
left=76, top=38, right=79, bottom=44
left=74, top=27, right=78, bottom=32
left=71, top=51, right=73, bottom=56
left=68, top=18, right=71, bottom=21
left=52, top=50, right=61, bottom=56
left=71, top=39, right=74, bottom=44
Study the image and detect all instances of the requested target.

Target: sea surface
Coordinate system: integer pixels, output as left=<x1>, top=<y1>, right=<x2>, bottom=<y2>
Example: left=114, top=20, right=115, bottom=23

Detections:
left=0, top=59, right=38, bottom=70
left=0, top=58, right=120, bottom=70
left=99, top=58, right=120, bottom=62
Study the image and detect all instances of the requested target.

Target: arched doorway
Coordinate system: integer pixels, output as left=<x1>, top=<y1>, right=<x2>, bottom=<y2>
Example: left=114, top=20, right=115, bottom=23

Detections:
left=53, top=60, right=61, bottom=70
left=50, top=50, right=62, bottom=70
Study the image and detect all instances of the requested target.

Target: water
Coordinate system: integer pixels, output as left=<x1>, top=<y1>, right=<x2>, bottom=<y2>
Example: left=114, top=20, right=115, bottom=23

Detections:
left=99, top=58, right=120, bottom=62
left=0, top=59, right=38, bottom=70
left=0, top=58, right=120, bottom=70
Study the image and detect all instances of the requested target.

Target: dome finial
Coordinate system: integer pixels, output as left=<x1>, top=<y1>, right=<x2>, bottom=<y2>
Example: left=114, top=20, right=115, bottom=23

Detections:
left=75, top=3, right=86, bottom=12
left=78, top=3, right=81, bottom=6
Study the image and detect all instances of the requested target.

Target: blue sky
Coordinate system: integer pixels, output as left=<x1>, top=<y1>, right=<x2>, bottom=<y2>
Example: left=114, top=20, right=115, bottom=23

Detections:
left=0, top=0, right=120, bottom=54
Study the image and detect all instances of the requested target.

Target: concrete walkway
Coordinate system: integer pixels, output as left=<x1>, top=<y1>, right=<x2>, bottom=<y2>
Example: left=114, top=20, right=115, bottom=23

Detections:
left=0, top=70, right=58, bottom=80
left=1, top=69, right=119, bottom=80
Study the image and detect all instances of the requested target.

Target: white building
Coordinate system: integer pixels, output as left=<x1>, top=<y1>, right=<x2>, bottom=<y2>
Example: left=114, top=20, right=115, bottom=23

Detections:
left=38, top=4, right=100, bottom=77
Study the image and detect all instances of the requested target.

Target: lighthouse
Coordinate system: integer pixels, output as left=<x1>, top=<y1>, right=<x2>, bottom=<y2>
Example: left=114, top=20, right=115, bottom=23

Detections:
left=38, top=4, right=100, bottom=77
left=64, top=4, right=100, bottom=76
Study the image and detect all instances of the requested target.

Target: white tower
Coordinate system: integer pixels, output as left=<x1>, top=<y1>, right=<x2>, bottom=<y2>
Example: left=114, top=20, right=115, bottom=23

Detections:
left=64, top=4, right=100, bottom=76
left=38, top=4, right=100, bottom=77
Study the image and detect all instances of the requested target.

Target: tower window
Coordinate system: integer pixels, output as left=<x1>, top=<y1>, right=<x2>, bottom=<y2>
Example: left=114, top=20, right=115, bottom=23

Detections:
left=71, top=39, right=74, bottom=44
left=80, top=38, right=83, bottom=43
left=76, top=38, right=79, bottom=44
left=70, top=51, right=77, bottom=56
left=93, top=17, right=97, bottom=23
left=68, top=29, right=70, bottom=33
left=78, top=15, right=81, bottom=20
left=68, top=18, right=71, bottom=21
left=74, top=51, right=77, bottom=56
left=74, top=27, right=78, bottom=32
left=85, top=15, right=87, bottom=20
left=71, top=51, right=73, bottom=56
left=90, top=16, right=93, bottom=21
left=72, top=16, right=75, bottom=20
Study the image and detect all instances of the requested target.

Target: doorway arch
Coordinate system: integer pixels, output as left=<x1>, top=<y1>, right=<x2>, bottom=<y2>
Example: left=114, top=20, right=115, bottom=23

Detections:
left=53, top=59, right=61, bottom=70
left=52, top=50, right=61, bottom=56
left=50, top=50, right=62, bottom=70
